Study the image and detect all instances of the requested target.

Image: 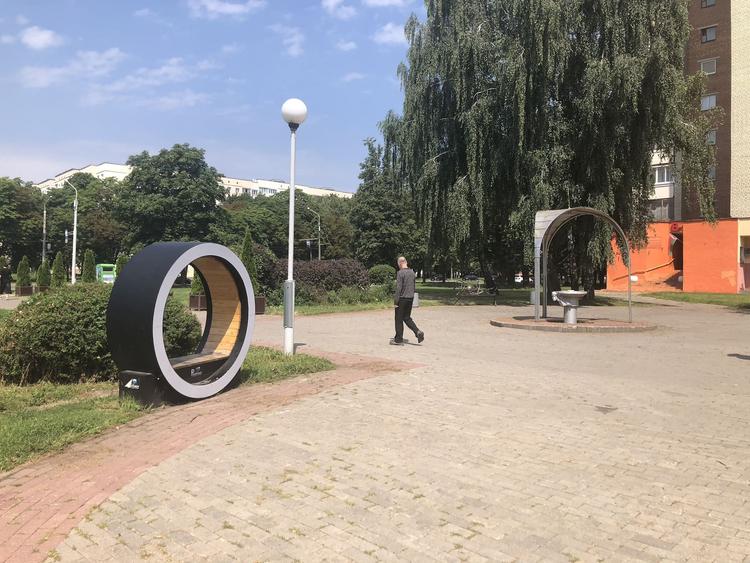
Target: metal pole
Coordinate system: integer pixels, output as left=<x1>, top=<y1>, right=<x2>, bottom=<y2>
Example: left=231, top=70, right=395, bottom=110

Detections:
left=42, top=199, right=47, bottom=264
left=317, top=214, right=321, bottom=261
left=283, top=125, right=298, bottom=355
left=64, top=180, right=79, bottom=284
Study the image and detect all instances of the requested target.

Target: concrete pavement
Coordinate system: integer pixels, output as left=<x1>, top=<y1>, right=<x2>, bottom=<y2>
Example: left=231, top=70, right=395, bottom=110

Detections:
left=34, top=301, right=750, bottom=561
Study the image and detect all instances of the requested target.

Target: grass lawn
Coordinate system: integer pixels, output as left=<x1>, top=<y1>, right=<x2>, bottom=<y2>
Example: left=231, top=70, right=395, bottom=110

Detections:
left=0, top=309, right=11, bottom=323
left=0, top=347, right=333, bottom=473
left=643, top=291, right=750, bottom=310
left=170, top=287, right=190, bottom=307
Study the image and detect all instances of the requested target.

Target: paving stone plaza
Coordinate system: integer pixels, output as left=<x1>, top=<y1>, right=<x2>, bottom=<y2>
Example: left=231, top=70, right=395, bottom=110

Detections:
left=4, top=300, right=750, bottom=562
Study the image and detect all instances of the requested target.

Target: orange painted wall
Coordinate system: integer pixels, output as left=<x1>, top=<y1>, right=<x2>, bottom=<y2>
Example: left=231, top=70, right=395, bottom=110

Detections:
left=682, top=220, right=739, bottom=293
left=607, top=223, right=675, bottom=291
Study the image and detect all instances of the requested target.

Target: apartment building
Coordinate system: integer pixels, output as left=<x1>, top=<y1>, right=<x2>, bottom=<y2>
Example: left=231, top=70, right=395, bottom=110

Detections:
left=610, top=0, right=750, bottom=294
left=35, top=163, right=354, bottom=200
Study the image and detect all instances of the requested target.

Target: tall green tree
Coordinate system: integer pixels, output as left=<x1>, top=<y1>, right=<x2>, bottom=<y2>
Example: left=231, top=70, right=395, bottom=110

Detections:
left=117, top=144, right=227, bottom=247
left=0, top=178, right=43, bottom=268
left=384, top=0, right=720, bottom=286
left=51, top=251, right=66, bottom=288
left=46, top=173, right=125, bottom=265
left=81, top=249, right=96, bottom=282
left=350, top=139, right=424, bottom=269
left=239, top=227, right=259, bottom=290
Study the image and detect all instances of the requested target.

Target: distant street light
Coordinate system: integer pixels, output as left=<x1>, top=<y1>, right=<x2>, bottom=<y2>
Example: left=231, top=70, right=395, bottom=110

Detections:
left=41, top=197, right=47, bottom=265
left=281, top=98, right=308, bottom=355
left=307, top=206, right=321, bottom=261
left=63, top=179, right=79, bottom=284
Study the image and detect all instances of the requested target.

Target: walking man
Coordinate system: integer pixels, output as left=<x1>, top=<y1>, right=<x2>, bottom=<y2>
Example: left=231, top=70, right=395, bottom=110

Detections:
left=391, top=256, right=424, bottom=345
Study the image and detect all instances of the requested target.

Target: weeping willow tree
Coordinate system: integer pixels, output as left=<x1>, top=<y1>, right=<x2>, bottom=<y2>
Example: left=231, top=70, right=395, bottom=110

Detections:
left=382, top=0, right=719, bottom=286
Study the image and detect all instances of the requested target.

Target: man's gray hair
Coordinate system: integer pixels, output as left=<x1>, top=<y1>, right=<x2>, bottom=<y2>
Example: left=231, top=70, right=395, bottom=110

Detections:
left=397, top=256, right=406, bottom=265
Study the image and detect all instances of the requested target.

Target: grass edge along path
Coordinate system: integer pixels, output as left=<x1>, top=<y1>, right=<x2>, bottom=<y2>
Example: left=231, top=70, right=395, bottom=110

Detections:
left=643, top=291, right=750, bottom=310
left=0, top=347, right=333, bottom=473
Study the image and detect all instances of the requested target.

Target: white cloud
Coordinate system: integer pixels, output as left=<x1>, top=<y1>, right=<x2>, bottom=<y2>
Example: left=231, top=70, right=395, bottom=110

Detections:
left=269, top=24, right=304, bottom=57
left=20, top=48, right=126, bottom=88
left=133, top=8, right=173, bottom=27
left=83, top=57, right=210, bottom=104
left=1, top=34, right=15, bottom=45
left=362, top=0, right=412, bottom=6
left=221, top=43, right=241, bottom=54
left=322, top=0, right=356, bottom=20
left=20, top=26, right=64, bottom=50
left=16, top=14, right=30, bottom=26
left=136, top=89, right=209, bottom=110
left=341, top=72, right=365, bottom=82
left=188, top=0, right=266, bottom=19
left=335, top=40, right=357, bottom=51
left=372, top=22, right=407, bottom=45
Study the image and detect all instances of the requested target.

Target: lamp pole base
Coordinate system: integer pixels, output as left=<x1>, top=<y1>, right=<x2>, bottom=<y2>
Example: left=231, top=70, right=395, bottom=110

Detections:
left=284, top=327, right=294, bottom=355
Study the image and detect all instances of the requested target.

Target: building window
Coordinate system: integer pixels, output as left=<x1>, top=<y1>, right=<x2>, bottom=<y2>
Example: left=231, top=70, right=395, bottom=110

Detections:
left=699, top=58, right=717, bottom=75
left=649, top=198, right=674, bottom=222
left=701, top=26, right=717, bottom=43
left=701, top=94, right=717, bottom=111
left=708, top=166, right=716, bottom=181
left=653, top=165, right=673, bottom=184
left=707, top=129, right=717, bottom=145
left=701, top=0, right=716, bottom=7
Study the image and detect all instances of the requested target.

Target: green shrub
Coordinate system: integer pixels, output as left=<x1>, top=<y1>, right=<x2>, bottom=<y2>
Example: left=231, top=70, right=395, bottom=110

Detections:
left=16, top=256, right=31, bottom=287
left=51, top=251, right=66, bottom=287
left=36, top=260, right=51, bottom=288
left=115, top=253, right=129, bottom=278
left=0, top=284, right=201, bottom=384
left=190, top=273, right=204, bottom=295
left=81, top=249, right=96, bottom=283
left=163, top=296, right=202, bottom=357
left=368, top=264, right=396, bottom=285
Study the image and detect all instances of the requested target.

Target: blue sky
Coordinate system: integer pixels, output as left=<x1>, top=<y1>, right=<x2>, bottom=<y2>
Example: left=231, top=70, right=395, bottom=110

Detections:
left=0, top=0, right=422, bottom=191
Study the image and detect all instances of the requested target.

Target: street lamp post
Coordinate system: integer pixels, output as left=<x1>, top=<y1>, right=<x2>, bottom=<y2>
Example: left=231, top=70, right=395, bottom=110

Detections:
left=307, top=206, right=321, bottom=260
left=63, top=179, right=79, bottom=284
left=281, top=98, right=308, bottom=355
left=41, top=197, right=47, bottom=265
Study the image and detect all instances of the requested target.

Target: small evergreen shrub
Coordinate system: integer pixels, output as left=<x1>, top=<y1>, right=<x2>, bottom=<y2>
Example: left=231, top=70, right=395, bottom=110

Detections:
left=51, top=251, right=66, bottom=287
left=368, top=264, right=397, bottom=285
left=36, top=260, right=51, bottom=288
left=115, top=253, right=129, bottom=278
left=0, top=284, right=201, bottom=384
left=190, top=273, right=204, bottom=296
left=16, top=256, right=31, bottom=287
left=81, top=249, right=96, bottom=283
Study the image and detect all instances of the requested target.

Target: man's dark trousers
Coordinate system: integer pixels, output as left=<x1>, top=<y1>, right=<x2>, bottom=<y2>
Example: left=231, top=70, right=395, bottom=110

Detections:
left=395, top=297, right=420, bottom=342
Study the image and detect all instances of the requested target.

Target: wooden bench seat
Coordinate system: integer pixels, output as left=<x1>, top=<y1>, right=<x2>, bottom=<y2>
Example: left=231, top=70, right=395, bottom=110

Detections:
left=169, top=351, right=230, bottom=370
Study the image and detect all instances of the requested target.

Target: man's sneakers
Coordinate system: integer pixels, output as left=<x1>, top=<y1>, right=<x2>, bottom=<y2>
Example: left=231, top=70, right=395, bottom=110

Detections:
left=389, top=338, right=405, bottom=346
left=417, top=331, right=425, bottom=343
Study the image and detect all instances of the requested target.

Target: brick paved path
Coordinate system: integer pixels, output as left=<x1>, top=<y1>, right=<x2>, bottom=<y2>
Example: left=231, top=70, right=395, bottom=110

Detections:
left=0, top=348, right=410, bottom=563
left=14, top=302, right=750, bottom=561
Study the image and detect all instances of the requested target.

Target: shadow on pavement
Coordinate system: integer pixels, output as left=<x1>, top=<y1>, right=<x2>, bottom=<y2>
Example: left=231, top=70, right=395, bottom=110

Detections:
left=728, top=353, right=750, bottom=361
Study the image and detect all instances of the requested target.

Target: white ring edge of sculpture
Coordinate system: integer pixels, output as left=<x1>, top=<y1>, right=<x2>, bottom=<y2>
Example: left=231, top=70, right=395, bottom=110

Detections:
left=151, top=243, right=255, bottom=399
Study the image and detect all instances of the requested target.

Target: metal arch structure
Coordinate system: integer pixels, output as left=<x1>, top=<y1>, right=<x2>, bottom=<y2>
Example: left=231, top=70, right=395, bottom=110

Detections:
left=107, top=242, right=255, bottom=401
left=533, top=208, right=632, bottom=322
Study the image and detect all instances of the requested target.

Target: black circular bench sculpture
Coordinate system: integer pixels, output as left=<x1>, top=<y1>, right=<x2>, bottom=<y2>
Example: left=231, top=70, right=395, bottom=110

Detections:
left=107, top=242, right=254, bottom=404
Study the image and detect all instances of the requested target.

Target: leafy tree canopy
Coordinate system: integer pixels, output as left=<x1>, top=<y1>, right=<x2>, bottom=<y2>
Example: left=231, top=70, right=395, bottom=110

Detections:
left=383, top=0, right=719, bottom=280
left=118, top=143, right=226, bottom=247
